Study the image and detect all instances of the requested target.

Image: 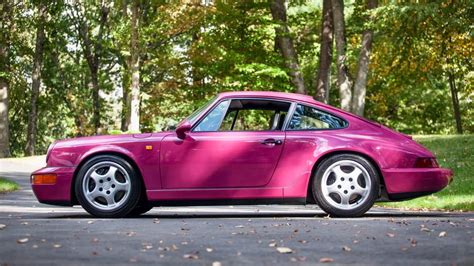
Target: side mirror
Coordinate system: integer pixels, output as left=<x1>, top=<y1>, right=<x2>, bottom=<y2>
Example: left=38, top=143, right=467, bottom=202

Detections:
left=175, top=121, right=192, bottom=139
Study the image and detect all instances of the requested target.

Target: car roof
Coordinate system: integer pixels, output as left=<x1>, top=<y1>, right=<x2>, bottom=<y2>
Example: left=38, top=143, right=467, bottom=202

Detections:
left=218, top=91, right=316, bottom=103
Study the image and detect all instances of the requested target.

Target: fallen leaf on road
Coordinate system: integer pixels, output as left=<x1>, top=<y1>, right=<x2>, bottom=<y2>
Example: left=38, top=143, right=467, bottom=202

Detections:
left=53, top=244, right=62, bottom=248
left=342, top=246, right=351, bottom=252
left=319, top=257, right=334, bottom=263
left=276, top=247, right=293, bottom=254
left=438, top=231, right=447, bottom=237
left=183, top=252, right=199, bottom=260
left=0, top=224, right=6, bottom=230
left=17, top=238, right=29, bottom=244
left=21, top=222, right=28, bottom=225
left=386, top=233, right=395, bottom=238
left=206, top=248, right=213, bottom=252
left=269, top=242, right=277, bottom=247
left=298, top=240, right=307, bottom=244
left=126, top=231, right=136, bottom=237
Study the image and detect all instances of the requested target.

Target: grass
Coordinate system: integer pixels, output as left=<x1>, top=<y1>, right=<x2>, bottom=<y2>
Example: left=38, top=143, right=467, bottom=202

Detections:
left=377, top=135, right=474, bottom=211
left=0, top=177, right=20, bottom=193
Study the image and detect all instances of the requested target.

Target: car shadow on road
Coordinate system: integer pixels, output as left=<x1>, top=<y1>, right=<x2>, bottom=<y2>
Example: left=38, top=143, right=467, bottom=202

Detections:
left=45, top=211, right=466, bottom=220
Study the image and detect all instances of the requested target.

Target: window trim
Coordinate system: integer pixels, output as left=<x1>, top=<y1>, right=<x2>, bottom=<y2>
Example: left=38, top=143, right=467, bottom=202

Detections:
left=284, top=102, right=349, bottom=131
left=191, top=97, right=294, bottom=133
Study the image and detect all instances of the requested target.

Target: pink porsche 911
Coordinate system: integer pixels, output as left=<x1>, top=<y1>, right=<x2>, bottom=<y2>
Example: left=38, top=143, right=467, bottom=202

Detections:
left=31, top=91, right=453, bottom=217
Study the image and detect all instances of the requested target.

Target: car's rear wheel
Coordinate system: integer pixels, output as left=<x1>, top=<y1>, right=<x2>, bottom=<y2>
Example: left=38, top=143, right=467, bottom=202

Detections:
left=75, top=155, right=142, bottom=218
left=312, top=154, right=379, bottom=217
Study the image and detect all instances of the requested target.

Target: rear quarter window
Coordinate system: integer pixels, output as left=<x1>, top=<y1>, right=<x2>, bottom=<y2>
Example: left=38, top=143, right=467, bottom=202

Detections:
left=287, top=104, right=347, bottom=130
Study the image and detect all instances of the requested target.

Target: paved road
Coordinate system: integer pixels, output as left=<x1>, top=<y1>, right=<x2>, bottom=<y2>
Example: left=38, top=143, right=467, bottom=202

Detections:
left=0, top=158, right=473, bottom=265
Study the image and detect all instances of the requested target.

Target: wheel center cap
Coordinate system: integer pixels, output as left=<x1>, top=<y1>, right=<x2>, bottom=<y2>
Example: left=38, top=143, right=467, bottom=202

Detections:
left=103, top=182, right=111, bottom=190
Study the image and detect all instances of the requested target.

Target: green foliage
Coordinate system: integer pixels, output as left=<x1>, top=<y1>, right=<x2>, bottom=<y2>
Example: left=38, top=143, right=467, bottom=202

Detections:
left=0, top=177, right=19, bottom=193
left=3, top=1, right=473, bottom=156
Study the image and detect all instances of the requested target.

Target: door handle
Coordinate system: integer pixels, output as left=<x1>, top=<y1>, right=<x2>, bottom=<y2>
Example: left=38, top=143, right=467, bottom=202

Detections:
left=261, top=138, right=283, bottom=146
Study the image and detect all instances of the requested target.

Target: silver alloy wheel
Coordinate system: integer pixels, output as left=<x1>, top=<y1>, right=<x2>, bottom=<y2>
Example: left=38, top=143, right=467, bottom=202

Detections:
left=82, top=161, right=131, bottom=211
left=321, top=160, right=371, bottom=210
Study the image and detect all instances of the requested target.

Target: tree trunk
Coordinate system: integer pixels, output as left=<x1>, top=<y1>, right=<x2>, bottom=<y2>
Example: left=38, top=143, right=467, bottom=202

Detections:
left=128, top=0, right=140, bottom=132
left=351, top=0, right=378, bottom=116
left=121, top=70, right=131, bottom=132
left=447, top=71, right=463, bottom=134
left=270, top=0, right=306, bottom=94
left=75, top=3, right=109, bottom=135
left=315, top=0, right=333, bottom=103
left=0, top=1, right=11, bottom=158
left=331, top=0, right=352, bottom=111
left=25, top=3, right=47, bottom=156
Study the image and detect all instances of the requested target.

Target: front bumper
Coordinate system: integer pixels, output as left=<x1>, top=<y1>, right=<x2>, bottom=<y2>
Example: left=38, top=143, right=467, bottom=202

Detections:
left=382, top=167, right=453, bottom=200
left=31, top=166, right=76, bottom=206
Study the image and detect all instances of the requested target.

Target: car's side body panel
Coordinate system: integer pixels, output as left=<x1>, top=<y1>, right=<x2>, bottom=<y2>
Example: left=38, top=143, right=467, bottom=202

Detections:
left=160, top=131, right=286, bottom=189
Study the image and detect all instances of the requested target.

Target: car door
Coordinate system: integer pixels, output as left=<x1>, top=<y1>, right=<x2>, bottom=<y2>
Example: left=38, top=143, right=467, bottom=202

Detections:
left=160, top=98, right=291, bottom=189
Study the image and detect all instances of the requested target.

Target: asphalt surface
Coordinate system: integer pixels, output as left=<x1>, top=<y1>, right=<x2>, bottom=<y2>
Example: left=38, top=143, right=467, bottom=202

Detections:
left=0, top=157, right=473, bottom=265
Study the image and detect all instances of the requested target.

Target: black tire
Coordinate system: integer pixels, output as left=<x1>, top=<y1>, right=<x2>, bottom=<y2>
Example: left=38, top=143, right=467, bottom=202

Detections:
left=75, top=155, right=142, bottom=218
left=312, top=154, right=379, bottom=217
left=127, top=204, right=153, bottom=217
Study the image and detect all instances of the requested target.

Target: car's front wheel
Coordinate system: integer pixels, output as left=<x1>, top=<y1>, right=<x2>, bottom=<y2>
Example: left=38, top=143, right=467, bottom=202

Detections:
left=312, top=154, right=379, bottom=217
left=75, top=155, right=142, bottom=218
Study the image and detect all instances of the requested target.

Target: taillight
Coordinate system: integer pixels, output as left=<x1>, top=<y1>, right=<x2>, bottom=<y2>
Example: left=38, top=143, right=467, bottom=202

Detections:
left=415, top=158, right=439, bottom=168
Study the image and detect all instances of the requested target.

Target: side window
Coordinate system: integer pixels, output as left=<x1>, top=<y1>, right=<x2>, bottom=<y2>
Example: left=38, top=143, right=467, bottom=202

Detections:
left=194, top=99, right=291, bottom=132
left=288, top=104, right=347, bottom=130
left=194, top=100, right=230, bottom=132
left=222, top=99, right=290, bottom=131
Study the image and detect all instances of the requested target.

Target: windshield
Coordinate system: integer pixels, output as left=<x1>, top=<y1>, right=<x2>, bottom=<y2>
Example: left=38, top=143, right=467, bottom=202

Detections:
left=185, top=96, right=217, bottom=124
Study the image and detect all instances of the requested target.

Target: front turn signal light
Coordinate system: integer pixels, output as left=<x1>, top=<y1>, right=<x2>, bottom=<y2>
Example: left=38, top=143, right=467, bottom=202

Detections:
left=32, top=174, right=57, bottom=185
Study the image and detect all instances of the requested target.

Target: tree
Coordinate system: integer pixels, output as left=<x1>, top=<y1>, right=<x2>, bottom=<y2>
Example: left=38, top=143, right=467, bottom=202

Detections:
left=270, top=0, right=306, bottom=94
left=128, top=0, right=140, bottom=132
left=331, top=0, right=352, bottom=111
left=25, top=2, right=47, bottom=156
left=315, top=0, right=333, bottom=103
left=0, top=1, right=12, bottom=158
left=351, top=0, right=377, bottom=116
left=69, top=2, right=110, bottom=134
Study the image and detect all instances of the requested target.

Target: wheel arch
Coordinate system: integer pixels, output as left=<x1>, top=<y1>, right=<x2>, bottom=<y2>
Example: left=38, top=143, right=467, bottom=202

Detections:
left=305, top=150, right=385, bottom=203
left=70, top=151, right=147, bottom=205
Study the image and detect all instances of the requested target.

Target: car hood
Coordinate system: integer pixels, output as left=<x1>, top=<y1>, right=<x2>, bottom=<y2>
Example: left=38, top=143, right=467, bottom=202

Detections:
left=53, top=132, right=171, bottom=148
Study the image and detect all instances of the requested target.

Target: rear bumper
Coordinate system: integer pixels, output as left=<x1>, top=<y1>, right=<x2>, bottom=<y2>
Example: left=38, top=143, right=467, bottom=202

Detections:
left=31, top=166, right=75, bottom=206
left=382, top=167, right=453, bottom=200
